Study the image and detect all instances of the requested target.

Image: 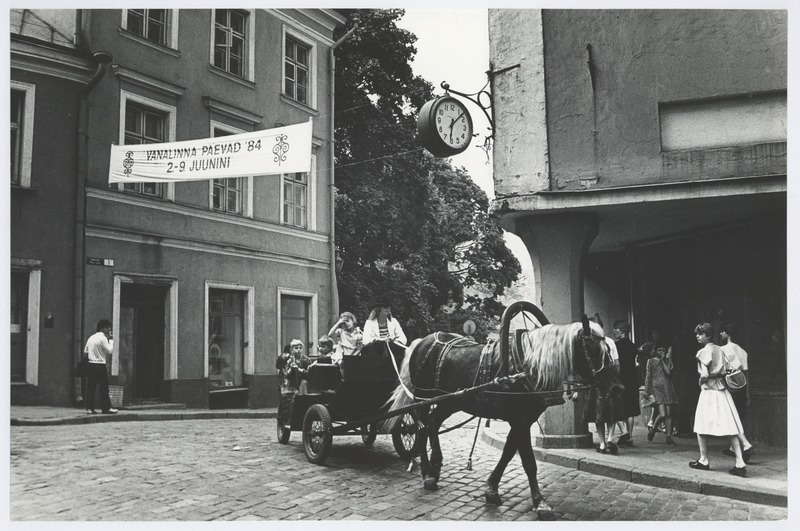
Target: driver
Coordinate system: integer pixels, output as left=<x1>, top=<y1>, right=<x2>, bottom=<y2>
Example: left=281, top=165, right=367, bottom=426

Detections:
left=362, top=301, right=407, bottom=346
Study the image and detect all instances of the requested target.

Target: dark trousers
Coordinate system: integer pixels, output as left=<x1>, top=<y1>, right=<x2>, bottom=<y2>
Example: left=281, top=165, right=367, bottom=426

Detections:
left=86, top=363, right=111, bottom=412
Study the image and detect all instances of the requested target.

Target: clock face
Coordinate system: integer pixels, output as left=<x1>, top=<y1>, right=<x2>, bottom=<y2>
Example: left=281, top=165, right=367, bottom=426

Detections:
left=417, top=96, right=474, bottom=157
left=433, top=99, right=473, bottom=150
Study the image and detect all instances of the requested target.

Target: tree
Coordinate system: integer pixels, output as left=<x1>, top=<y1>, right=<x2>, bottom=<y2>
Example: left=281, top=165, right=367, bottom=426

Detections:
left=334, top=9, right=521, bottom=338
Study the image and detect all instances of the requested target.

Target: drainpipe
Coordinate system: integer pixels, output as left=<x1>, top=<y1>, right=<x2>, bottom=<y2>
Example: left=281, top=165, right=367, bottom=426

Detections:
left=73, top=47, right=112, bottom=404
left=328, top=23, right=358, bottom=325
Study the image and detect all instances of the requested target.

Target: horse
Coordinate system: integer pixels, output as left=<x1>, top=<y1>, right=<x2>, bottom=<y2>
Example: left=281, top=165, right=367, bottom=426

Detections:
left=384, top=302, right=623, bottom=519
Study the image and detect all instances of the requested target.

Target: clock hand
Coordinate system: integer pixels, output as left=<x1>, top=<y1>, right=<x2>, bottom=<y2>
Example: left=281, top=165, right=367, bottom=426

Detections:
left=449, top=112, right=465, bottom=142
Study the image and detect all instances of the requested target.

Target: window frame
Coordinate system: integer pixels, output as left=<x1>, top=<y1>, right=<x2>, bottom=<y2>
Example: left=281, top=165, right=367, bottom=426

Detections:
left=117, top=91, right=176, bottom=200
left=282, top=26, right=317, bottom=109
left=209, top=121, right=253, bottom=217
left=10, top=81, right=35, bottom=188
left=210, top=9, right=255, bottom=82
left=281, top=155, right=316, bottom=231
left=120, top=9, right=179, bottom=50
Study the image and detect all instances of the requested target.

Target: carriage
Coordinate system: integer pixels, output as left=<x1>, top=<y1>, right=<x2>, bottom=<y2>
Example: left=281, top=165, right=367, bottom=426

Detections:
left=276, top=302, right=623, bottom=518
left=275, top=342, right=423, bottom=464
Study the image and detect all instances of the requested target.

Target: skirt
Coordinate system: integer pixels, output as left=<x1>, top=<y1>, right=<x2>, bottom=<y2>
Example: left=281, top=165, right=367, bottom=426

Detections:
left=693, top=388, right=743, bottom=436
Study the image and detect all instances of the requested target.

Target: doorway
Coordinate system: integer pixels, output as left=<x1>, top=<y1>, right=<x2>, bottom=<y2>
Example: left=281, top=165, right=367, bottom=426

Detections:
left=10, top=271, right=28, bottom=383
left=119, top=283, right=167, bottom=401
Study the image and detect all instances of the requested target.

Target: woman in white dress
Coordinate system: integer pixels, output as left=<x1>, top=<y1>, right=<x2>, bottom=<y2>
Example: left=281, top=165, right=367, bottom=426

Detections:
left=690, top=322, right=747, bottom=477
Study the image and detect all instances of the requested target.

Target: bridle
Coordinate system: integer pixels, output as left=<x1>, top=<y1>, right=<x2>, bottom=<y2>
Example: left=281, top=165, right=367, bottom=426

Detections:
left=580, top=332, right=614, bottom=379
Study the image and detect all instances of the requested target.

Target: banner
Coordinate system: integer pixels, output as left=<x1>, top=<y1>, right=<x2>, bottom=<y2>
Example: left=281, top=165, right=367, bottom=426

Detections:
left=109, top=120, right=313, bottom=183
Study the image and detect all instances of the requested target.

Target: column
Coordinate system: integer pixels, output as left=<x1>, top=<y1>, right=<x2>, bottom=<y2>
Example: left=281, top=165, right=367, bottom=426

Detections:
left=516, top=212, right=598, bottom=448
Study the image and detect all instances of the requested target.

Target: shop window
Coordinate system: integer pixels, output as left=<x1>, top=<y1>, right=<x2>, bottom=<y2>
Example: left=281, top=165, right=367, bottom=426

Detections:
left=213, top=9, right=248, bottom=78
left=208, top=289, right=244, bottom=388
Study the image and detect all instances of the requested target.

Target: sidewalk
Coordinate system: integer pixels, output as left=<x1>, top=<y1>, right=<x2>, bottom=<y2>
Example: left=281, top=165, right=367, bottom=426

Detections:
left=481, top=419, right=787, bottom=508
left=10, top=404, right=277, bottom=426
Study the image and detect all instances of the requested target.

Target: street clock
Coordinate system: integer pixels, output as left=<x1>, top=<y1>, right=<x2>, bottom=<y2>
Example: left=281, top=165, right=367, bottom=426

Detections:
left=417, top=96, right=473, bottom=157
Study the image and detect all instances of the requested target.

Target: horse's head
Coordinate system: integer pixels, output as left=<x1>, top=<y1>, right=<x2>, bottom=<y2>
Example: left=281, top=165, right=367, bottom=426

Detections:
left=575, top=315, right=624, bottom=398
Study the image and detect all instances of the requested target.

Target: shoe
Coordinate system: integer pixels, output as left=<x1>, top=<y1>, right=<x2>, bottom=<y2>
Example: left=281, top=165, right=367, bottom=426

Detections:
left=646, top=421, right=654, bottom=429
left=665, top=437, right=676, bottom=445
left=647, top=428, right=656, bottom=442
left=595, top=445, right=608, bottom=454
left=617, top=434, right=633, bottom=447
left=102, top=408, right=118, bottom=414
left=689, top=460, right=710, bottom=470
left=722, top=448, right=736, bottom=457
left=607, top=442, right=618, bottom=455
left=729, top=466, right=747, bottom=477
left=86, top=409, right=97, bottom=414
left=743, top=447, right=754, bottom=463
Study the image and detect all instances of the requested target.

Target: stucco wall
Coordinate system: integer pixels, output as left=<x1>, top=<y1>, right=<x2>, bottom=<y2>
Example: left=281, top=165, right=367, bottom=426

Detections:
left=540, top=9, right=787, bottom=191
left=488, top=9, right=549, bottom=198
left=11, top=70, right=83, bottom=406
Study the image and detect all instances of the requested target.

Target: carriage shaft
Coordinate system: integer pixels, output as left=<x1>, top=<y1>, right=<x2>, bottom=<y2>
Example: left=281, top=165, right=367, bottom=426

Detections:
left=335, top=372, right=526, bottom=432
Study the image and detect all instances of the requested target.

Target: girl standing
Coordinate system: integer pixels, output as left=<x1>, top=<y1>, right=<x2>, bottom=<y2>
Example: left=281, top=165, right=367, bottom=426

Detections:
left=690, top=322, right=746, bottom=477
left=645, top=345, right=677, bottom=445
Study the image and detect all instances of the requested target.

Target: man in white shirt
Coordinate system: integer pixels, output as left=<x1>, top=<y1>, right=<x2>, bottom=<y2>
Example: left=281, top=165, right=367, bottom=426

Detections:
left=720, top=323, right=753, bottom=462
left=84, top=319, right=118, bottom=414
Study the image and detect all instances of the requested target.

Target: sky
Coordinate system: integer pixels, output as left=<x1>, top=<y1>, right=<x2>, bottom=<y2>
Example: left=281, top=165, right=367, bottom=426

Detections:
left=396, top=9, right=536, bottom=296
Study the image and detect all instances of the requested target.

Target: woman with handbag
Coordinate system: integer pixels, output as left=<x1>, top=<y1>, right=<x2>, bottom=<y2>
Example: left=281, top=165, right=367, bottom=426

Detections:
left=720, top=323, right=755, bottom=462
left=689, top=323, right=746, bottom=477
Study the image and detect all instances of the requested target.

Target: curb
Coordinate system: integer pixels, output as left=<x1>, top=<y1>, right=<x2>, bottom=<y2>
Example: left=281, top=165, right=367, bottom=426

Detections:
left=11, top=410, right=277, bottom=427
left=480, top=426, right=787, bottom=508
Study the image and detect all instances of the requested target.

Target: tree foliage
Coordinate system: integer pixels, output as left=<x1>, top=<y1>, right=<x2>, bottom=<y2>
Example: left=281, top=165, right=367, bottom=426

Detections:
left=333, top=9, right=521, bottom=339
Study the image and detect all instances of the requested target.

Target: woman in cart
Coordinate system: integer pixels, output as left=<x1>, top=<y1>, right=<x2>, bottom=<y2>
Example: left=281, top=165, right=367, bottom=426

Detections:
left=362, top=301, right=407, bottom=347
left=327, top=311, right=364, bottom=363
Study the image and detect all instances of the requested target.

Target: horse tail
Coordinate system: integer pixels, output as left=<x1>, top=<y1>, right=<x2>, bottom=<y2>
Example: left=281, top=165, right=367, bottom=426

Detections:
left=383, top=338, right=420, bottom=433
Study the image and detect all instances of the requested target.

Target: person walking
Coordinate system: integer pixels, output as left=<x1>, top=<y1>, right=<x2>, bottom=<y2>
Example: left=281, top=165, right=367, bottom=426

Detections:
left=689, top=322, right=746, bottom=477
left=84, top=319, right=118, bottom=414
left=612, top=320, right=640, bottom=447
left=719, top=323, right=755, bottom=462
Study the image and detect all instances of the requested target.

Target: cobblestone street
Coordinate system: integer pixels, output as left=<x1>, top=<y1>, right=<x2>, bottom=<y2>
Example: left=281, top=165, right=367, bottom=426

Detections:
left=10, top=417, right=787, bottom=521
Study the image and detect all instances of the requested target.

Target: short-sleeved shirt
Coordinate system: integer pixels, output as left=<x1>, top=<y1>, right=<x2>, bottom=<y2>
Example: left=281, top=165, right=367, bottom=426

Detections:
left=721, top=341, right=748, bottom=371
left=696, top=343, right=726, bottom=391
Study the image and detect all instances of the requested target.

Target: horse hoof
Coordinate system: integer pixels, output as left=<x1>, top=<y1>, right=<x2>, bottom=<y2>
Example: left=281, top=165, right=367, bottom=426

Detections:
left=536, top=501, right=555, bottom=520
left=423, top=477, right=439, bottom=491
left=484, top=492, right=503, bottom=505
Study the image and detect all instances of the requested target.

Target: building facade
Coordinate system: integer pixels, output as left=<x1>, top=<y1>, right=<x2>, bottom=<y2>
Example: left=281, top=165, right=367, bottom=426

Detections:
left=11, top=8, right=346, bottom=408
left=488, top=10, right=786, bottom=445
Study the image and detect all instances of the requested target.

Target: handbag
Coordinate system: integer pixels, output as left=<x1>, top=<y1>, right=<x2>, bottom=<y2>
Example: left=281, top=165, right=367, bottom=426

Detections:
left=724, top=368, right=747, bottom=392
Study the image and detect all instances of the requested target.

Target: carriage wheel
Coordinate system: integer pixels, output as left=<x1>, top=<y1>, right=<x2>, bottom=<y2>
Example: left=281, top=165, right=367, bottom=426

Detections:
left=302, top=404, right=333, bottom=465
left=276, top=419, right=291, bottom=444
left=361, top=424, right=378, bottom=446
left=276, top=394, right=291, bottom=444
left=392, top=412, right=421, bottom=459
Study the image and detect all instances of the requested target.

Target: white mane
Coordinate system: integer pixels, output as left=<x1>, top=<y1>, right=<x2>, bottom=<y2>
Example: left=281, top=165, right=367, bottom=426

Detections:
left=518, top=321, right=604, bottom=391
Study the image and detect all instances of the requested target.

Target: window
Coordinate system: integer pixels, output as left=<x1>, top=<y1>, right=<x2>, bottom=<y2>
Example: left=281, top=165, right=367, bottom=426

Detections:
left=214, top=9, right=247, bottom=78
left=10, top=81, right=34, bottom=187
left=283, top=172, right=307, bottom=228
left=284, top=36, right=310, bottom=105
left=211, top=128, right=243, bottom=214
left=126, top=9, right=167, bottom=45
left=10, top=90, right=24, bottom=185
left=123, top=103, right=167, bottom=197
